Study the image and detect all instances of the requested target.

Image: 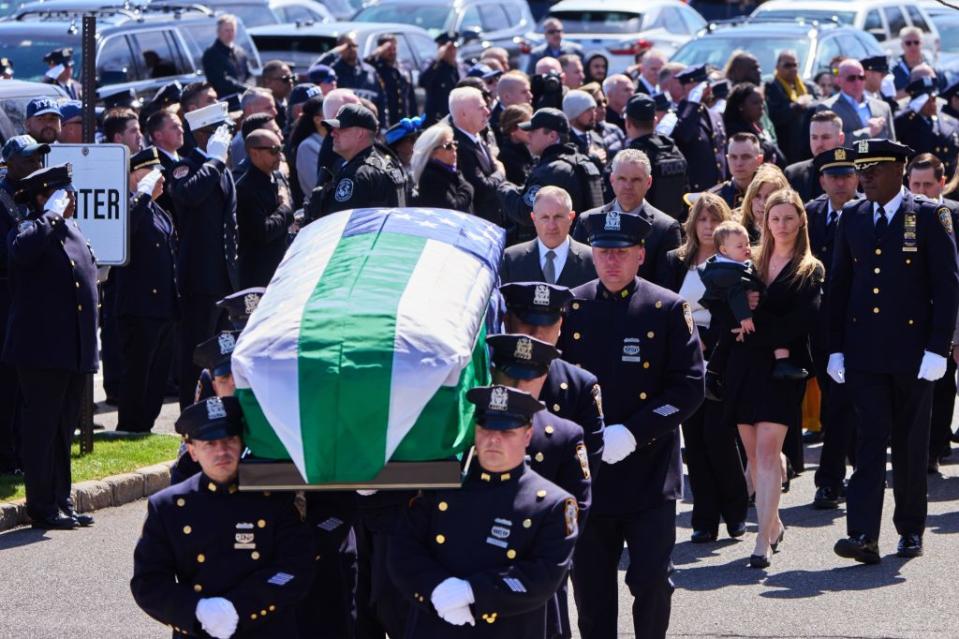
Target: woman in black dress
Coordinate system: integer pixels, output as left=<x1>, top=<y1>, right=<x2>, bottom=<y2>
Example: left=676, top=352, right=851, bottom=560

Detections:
left=659, top=193, right=750, bottom=543
left=722, top=188, right=824, bottom=568
left=410, top=123, right=474, bottom=212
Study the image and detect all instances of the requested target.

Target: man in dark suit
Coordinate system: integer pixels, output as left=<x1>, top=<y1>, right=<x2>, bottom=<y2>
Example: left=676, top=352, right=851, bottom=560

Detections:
left=525, top=17, right=583, bottom=74
left=451, top=86, right=506, bottom=227
left=145, top=110, right=185, bottom=223
left=785, top=110, right=846, bottom=202
left=765, top=50, right=817, bottom=164
left=501, top=186, right=596, bottom=288
left=201, top=15, right=252, bottom=105
left=572, top=149, right=681, bottom=285
left=816, top=59, right=895, bottom=144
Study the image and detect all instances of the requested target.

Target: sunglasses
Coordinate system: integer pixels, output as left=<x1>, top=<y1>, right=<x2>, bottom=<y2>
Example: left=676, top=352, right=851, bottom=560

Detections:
left=904, top=40, right=920, bottom=46
left=439, top=140, right=458, bottom=150
left=845, top=74, right=865, bottom=81
left=275, top=74, right=294, bottom=82
left=546, top=29, right=563, bottom=35
left=253, top=145, right=282, bottom=154
left=781, top=62, right=798, bottom=69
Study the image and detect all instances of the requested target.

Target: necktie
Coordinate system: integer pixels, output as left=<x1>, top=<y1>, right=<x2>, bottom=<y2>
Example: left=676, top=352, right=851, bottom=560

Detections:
left=826, top=210, right=837, bottom=233
left=874, top=206, right=887, bottom=240
left=543, top=250, right=557, bottom=284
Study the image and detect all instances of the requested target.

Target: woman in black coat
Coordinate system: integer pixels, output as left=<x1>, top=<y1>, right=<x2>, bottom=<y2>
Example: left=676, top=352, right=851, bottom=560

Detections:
left=720, top=188, right=823, bottom=568
left=659, top=192, right=749, bottom=544
left=496, top=103, right=535, bottom=186
left=724, top=82, right=787, bottom=169
left=410, top=123, right=474, bottom=213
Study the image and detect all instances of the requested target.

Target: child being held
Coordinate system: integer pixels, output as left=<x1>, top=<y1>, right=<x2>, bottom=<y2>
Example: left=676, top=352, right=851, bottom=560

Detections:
left=699, top=221, right=808, bottom=400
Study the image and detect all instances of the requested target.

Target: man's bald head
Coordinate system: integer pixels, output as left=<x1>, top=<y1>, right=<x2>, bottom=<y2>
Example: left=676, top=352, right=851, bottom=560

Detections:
left=535, top=57, right=563, bottom=76
left=246, top=129, right=283, bottom=173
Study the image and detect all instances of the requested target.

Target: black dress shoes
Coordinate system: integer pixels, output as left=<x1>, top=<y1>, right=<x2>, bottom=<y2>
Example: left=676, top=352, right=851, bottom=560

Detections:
left=897, top=534, right=923, bottom=558
left=31, top=514, right=77, bottom=530
left=834, top=534, right=881, bottom=564
left=691, top=529, right=717, bottom=544
left=802, top=430, right=823, bottom=444
left=748, top=553, right=770, bottom=569
left=61, top=508, right=95, bottom=527
left=727, top=521, right=747, bottom=538
left=813, top=486, right=843, bottom=509
left=771, top=360, right=809, bottom=380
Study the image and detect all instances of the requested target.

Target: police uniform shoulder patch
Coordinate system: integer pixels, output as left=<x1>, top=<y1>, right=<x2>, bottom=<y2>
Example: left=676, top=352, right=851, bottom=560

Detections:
left=334, top=178, right=354, bottom=202
left=523, top=184, right=541, bottom=207
left=575, top=441, right=590, bottom=479
left=172, top=165, right=190, bottom=180
left=682, top=301, right=694, bottom=335
left=591, top=384, right=604, bottom=419
left=563, top=497, right=578, bottom=537
left=938, top=206, right=954, bottom=236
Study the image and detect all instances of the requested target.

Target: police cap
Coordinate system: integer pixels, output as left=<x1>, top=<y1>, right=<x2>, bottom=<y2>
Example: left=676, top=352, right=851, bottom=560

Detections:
left=710, top=79, right=730, bottom=100
left=813, top=146, right=857, bottom=175
left=518, top=107, right=569, bottom=134
left=466, top=385, right=544, bottom=430
left=435, top=31, right=460, bottom=46
left=586, top=210, right=652, bottom=248
left=183, top=101, right=230, bottom=131
left=652, top=93, right=670, bottom=112
left=675, top=64, right=707, bottom=85
left=102, top=87, right=142, bottom=110
left=175, top=396, right=244, bottom=441
left=193, top=330, right=241, bottom=376
left=625, top=93, right=655, bottom=122
left=1, top=135, right=50, bottom=163
left=322, top=103, right=378, bottom=132
left=861, top=55, right=889, bottom=73
left=487, top=334, right=560, bottom=380
left=905, top=76, right=938, bottom=99
left=15, top=163, right=74, bottom=203
left=43, top=47, right=73, bottom=66
left=853, top=139, right=913, bottom=170
left=500, top=281, right=574, bottom=326
left=130, top=146, right=162, bottom=172
left=152, top=81, right=182, bottom=107
left=217, top=287, right=266, bottom=328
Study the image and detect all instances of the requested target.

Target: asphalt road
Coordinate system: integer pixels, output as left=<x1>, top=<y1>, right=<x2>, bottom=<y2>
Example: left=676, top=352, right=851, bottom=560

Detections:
left=3, top=412, right=959, bottom=638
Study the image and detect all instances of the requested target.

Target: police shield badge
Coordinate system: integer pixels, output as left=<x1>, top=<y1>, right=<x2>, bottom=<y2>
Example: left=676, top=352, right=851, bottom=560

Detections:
left=533, top=284, right=550, bottom=306
left=218, top=332, right=236, bottom=355
left=206, top=397, right=227, bottom=420
left=243, top=293, right=261, bottom=315
left=489, top=386, right=509, bottom=411
left=604, top=210, right=621, bottom=231
left=514, top=337, right=533, bottom=360
left=564, top=497, right=578, bottom=536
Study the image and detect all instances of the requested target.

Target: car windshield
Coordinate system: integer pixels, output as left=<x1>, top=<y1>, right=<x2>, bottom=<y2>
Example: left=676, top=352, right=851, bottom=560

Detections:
left=671, top=35, right=810, bottom=78
left=252, top=34, right=337, bottom=55
left=544, top=10, right=643, bottom=34
left=0, top=35, right=81, bottom=82
left=753, top=9, right=856, bottom=26
left=221, top=4, right=278, bottom=27
left=353, top=4, right=450, bottom=36
left=935, top=21, right=959, bottom=52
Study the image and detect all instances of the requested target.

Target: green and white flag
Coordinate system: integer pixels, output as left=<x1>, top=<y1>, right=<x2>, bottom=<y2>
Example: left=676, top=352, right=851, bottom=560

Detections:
left=232, top=207, right=505, bottom=484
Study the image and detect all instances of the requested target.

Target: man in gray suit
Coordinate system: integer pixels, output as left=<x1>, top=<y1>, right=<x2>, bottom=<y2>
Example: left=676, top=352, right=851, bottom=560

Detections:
left=500, top=185, right=596, bottom=288
left=816, top=59, right=896, bottom=144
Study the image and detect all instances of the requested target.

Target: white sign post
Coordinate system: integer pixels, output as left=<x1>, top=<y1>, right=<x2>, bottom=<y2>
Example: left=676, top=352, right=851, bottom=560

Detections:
left=46, top=143, right=129, bottom=266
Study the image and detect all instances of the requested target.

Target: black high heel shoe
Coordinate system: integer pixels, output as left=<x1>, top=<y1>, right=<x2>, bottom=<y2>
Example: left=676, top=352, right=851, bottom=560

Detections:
left=748, top=552, right=770, bottom=569
left=770, top=526, right=785, bottom=553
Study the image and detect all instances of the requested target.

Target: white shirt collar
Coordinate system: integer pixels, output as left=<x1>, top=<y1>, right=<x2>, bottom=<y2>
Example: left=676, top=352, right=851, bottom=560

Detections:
left=158, top=146, right=180, bottom=162
left=537, top=236, right=570, bottom=278
left=873, top=186, right=906, bottom=220
left=613, top=199, right=644, bottom=215
left=454, top=125, right=482, bottom=145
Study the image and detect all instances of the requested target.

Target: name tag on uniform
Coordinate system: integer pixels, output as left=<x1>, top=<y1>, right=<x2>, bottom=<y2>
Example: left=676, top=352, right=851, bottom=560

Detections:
left=903, top=212, right=918, bottom=252
left=622, top=338, right=641, bottom=362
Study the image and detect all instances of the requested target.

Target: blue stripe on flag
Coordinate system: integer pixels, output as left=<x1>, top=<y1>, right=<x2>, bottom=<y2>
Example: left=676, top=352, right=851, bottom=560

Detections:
left=341, top=208, right=505, bottom=272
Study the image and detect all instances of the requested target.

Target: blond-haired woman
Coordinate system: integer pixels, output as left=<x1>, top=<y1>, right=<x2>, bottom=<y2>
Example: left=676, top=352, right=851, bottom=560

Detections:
left=659, top=193, right=749, bottom=542
left=738, top=164, right=790, bottom=243
left=721, top=189, right=824, bottom=568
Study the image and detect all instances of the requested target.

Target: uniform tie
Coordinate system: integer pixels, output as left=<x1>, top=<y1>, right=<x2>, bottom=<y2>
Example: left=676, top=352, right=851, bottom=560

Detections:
left=874, top=205, right=888, bottom=239
left=826, top=209, right=838, bottom=232
left=543, top=250, right=557, bottom=284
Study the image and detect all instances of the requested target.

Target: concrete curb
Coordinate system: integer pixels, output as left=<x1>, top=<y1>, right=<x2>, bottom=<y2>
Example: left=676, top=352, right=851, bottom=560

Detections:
left=0, top=460, right=174, bottom=533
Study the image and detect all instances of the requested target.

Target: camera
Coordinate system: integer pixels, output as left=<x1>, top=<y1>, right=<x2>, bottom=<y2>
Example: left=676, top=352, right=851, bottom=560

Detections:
left=531, top=71, right=564, bottom=110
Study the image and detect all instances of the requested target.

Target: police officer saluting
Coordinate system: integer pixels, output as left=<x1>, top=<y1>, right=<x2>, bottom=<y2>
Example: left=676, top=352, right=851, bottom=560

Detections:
left=388, top=385, right=579, bottom=638
left=500, top=281, right=605, bottom=478
left=310, top=103, right=408, bottom=218
left=828, top=139, right=959, bottom=563
left=131, top=396, right=315, bottom=638
left=557, top=212, right=704, bottom=639
left=170, top=101, right=240, bottom=409
left=668, top=64, right=726, bottom=193
left=3, top=164, right=98, bottom=529
left=894, top=77, right=959, bottom=180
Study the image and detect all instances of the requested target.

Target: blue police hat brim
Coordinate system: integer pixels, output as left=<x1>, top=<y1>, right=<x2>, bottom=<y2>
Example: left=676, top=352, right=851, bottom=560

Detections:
left=211, top=362, right=232, bottom=377
left=188, top=421, right=243, bottom=441
left=498, top=361, right=549, bottom=380
left=510, top=308, right=562, bottom=326
left=15, top=142, right=51, bottom=158
left=589, top=236, right=641, bottom=248
left=474, top=412, right=532, bottom=430
left=821, top=165, right=856, bottom=176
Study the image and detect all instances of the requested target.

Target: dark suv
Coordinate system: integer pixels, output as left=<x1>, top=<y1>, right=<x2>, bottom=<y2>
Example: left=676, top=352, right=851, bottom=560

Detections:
left=0, top=2, right=263, bottom=100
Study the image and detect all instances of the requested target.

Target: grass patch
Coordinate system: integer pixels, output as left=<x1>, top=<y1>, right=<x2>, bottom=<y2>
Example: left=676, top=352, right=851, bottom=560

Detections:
left=0, top=433, right=180, bottom=503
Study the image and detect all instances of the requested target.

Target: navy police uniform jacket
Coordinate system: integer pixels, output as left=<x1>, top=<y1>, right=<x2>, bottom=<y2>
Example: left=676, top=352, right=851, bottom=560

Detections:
left=115, top=193, right=178, bottom=320
left=0, top=176, right=28, bottom=323
left=540, top=358, right=605, bottom=480
left=131, top=473, right=315, bottom=638
left=806, top=194, right=861, bottom=279
left=558, top=277, right=705, bottom=515
left=388, top=462, right=578, bottom=638
left=235, top=166, right=293, bottom=288
left=368, top=56, right=417, bottom=127
left=707, top=179, right=745, bottom=211
left=893, top=109, right=959, bottom=179
left=420, top=59, right=460, bottom=124
left=3, top=208, right=98, bottom=372
left=829, top=191, right=959, bottom=375
left=314, top=144, right=407, bottom=218
left=671, top=100, right=726, bottom=192
left=168, top=149, right=239, bottom=298
left=528, top=409, right=591, bottom=522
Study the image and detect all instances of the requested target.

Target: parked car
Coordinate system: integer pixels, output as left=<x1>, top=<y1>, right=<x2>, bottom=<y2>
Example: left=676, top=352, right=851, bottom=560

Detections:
left=0, top=79, right=65, bottom=145
left=671, top=19, right=885, bottom=83
left=750, top=0, right=940, bottom=63
left=529, top=0, right=706, bottom=74
left=351, top=0, right=536, bottom=66
left=0, top=3, right=263, bottom=102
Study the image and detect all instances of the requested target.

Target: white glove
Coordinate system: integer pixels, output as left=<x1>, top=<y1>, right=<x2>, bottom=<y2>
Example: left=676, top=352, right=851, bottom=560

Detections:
left=439, top=604, right=476, bottom=626
left=206, top=124, right=231, bottom=163
left=45, top=63, right=65, bottom=80
left=45, top=189, right=70, bottom=216
left=431, top=577, right=474, bottom=614
left=918, top=350, right=948, bottom=381
left=880, top=74, right=896, bottom=99
left=688, top=81, right=707, bottom=104
left=826, top=353, right=845, bottom=384
left=601, top=424, right=637, bottom=464
left=356, top=489, right=378, bottom=496
left=908, top=93, right=930, bottom=114
left=136, top=167, right=163, bottom=196
left=195, top=597, right=239, bottom=639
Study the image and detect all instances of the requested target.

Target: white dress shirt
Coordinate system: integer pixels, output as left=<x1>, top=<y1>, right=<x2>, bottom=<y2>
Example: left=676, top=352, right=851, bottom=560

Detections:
left=537, top=236, right=570, bottom=279
left=872, top=186, right=906, bottom=223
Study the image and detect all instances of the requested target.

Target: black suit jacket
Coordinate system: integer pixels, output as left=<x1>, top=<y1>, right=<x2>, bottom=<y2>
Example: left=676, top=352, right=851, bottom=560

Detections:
left=499, top=237, right=596, bottom=288
left=236, top=166, right=293, bottom=288
left=657, top=248, right=689, bottom=294
left=764, top=78, right=817, bottom=164
left=785, top=159, right=822, bottom=203
left=572, top=201, right=682, bottom=285
left=454, top=126, right=504, bottom=227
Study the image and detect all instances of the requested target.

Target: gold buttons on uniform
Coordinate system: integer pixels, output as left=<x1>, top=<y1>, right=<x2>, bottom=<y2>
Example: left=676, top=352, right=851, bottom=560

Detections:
left=640, top=392, right=647, bottom=400
left=647, top=331, right=655, bottom=338
left=906, top=258, right=912, bottom=265
left=269, top=605, right=276, bottom=612
left=536, top=490, right=547, bottom=498
left=873, top=288, right=879, bottom=294
left=560, top=382, right=568, bottom=390
left=251, top=551, right=260, bottom=560
left=571, top=302, right=580, bottom=310
left=655, top=300, right=663, bottom=308
left=875, top=248, right=882, bottom=255
left=197, top=554, right=205, bottom=563
left=438, top=501, right=448, bottom=511
left=77, top=305, right=82, bottom=311
left=506, top=549, right=517, bottom=559
left=552, top=403, right=560, bottom=411
left=523, top=519, right=532, bottom=528
left=500, top=473, right=511, bottom=481
left=193, top=584, right=202, bottom=592
left=261, top=610, right=267, bottom=617
left=643, top=362, right=650, bottom=369
left=435, top=534, right=446, bottom=544
left=873, top=307, right=880, bottom=314
left=208, top=482, right=217, bottom=492
left=250, top=613, right=258, bottom=620
left=874, top=267, right=880, bottom=274
left=176, top=498, right=185, bottom=507
left=545, top=425, right=554, bottom=434
left=257, top=519, right=266, bottom=528
left=909, top=319, right=915, bottom=325
left=534, top=452, right=544, bottom=462
left=481, top=473, right=491, bottom=482
left=182, top=525, right=192, bottom=535
left=573, top=332, right=581, bottom=340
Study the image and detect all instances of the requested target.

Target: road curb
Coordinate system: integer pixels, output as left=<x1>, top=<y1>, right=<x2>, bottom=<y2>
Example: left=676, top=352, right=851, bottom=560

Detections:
left=0, top=460, right=174, bottom=533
